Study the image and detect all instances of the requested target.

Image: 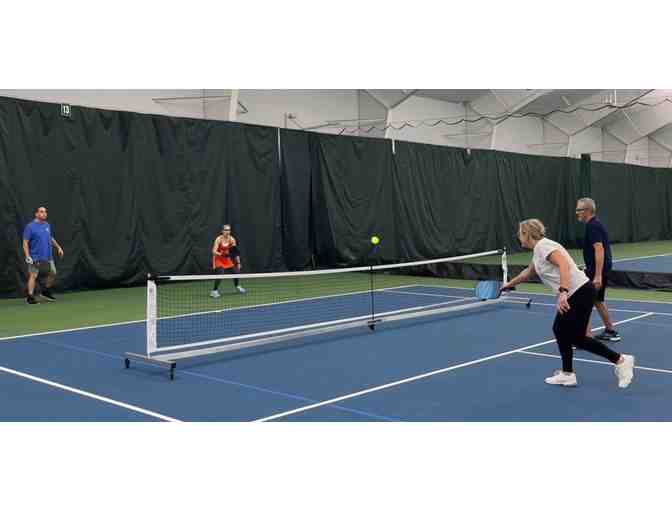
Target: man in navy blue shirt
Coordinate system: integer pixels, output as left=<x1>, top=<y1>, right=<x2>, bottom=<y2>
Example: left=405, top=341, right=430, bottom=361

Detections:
left=576, top=197, right=620, bottom=342
left=22, top=206, right=64, bottom=304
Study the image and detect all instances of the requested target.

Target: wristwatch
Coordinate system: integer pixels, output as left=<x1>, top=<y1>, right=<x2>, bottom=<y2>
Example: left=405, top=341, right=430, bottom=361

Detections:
left=558, top=287, right=569, bottom=294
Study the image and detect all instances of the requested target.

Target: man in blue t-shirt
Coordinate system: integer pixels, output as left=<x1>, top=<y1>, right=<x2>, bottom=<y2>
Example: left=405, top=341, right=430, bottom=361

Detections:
left=22, top=206, right=64, bottom=304
left=576, top=197, right=620, bottom=342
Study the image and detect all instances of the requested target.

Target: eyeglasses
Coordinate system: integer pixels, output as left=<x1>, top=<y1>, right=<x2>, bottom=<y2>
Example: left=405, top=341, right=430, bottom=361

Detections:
left=575, top=208, right=588, bottom=212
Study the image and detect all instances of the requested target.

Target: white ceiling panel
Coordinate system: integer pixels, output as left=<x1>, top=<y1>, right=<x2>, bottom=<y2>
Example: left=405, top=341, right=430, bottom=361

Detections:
left=650, top=125, right=672, bottom=152
left=490, top=89, right=537, bottom=109
left=542, top=119, right=570, bottom=144
left=604, top=113, right=643, bottom=144
left=623, top=100, right=672, bottom=140
left=415, top=89, right=489, bottom=103
left=533, top=144, right=568, bottom=157
left=601, top=130, right=627, bottom=163
left=545, top=111, right=587, bottom=135
left=649, top=138, right=672, bottom=166
left=515, top=90, right=603, bottom=115
left=470, top=92, right=509, bottom=117
left=364, top=90, right=415, bottom=108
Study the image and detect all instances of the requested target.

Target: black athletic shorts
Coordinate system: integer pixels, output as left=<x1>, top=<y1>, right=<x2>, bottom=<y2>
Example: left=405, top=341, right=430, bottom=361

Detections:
left=585, top=269, right=608, bottom=303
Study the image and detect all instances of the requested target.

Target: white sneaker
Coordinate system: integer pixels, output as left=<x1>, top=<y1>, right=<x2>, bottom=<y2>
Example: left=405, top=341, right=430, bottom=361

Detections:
left=236, top=286, right=246, bottom=294
left=615, top=354, right=635, bottom=388
left=544, top=370, right=578, bottom=386
left=210, top=290, right=221, bottom=298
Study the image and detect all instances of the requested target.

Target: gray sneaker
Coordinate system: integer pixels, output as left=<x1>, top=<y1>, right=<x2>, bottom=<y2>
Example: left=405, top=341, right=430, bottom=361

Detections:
left=596, top=329, right=621, bottom=342
left=40, top=290, right=56, bottom=302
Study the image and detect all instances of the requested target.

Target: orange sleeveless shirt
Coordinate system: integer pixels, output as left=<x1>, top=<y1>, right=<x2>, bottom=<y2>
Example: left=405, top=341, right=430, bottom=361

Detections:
left=213, top=236, right=236, bottom=269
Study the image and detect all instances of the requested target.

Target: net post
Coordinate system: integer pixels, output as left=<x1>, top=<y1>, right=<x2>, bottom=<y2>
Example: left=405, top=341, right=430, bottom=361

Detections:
left=368, top=243, right=380, bottom=330
left=501, top=247, right=508, bottom=286
left=146, top=274, right=158, bottom=356
left=369, top=264, right=375, bottom=329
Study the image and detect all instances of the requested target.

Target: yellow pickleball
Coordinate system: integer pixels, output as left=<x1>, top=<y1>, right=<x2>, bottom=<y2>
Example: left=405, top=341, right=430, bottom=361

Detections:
left=371, top=235, right=380, bottom=245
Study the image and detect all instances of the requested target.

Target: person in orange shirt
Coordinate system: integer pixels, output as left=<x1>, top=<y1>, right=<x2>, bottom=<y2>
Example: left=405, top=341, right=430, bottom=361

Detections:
left=210, top=224, right=245, bottom=297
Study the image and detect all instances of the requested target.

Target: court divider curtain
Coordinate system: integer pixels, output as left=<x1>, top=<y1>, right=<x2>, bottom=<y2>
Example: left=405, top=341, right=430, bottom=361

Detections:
left=0, top=96, right=283, bottom=297
left=390, top=142, right=584, bottom=261
left=3, top=94, right=672, bottom=297
left=308, top=138, right=585, bottom=266
left=591, top=160, right=672, bottom=243
left=278, top=129, right=313, bottom=270
left=308, top=132, right=398, bottom=267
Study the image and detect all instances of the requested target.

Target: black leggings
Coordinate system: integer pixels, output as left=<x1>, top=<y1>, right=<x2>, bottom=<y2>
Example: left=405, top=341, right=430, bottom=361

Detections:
left=213, top=266, right=240, bottom=290
left=552, top=282, right=621, bottom=372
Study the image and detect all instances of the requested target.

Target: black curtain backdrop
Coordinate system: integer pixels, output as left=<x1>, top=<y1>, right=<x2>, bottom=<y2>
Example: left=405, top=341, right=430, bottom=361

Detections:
left=309, top=133, right=397, bottom=266
left=279, top=129, right=313, bottom=270
left=590, top=160, right=672, bottom=243
left=0, top=97, right=283, bottom=296
left=390, top=142, right=584, bottom=261
left=3, top=95, right=671, bottom=297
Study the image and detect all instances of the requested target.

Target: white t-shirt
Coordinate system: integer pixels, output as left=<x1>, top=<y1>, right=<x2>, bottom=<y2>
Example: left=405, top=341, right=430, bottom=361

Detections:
left=532, top=238, right=588, bottom=296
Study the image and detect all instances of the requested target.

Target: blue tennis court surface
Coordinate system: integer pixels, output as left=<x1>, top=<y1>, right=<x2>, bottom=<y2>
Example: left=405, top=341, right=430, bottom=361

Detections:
left=2, top=285, right=672, bottom=421
left=612, top=253, right=672, bottom=273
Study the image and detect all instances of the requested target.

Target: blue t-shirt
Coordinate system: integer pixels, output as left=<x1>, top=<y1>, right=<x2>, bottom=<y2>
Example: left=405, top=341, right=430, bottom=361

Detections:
left=583, top=217, right=612, bottom=277
left=23, top=220, right=53, bottom=262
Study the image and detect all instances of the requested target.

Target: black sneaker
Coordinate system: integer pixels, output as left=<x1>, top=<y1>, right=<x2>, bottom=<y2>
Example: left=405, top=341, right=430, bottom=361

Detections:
left=40, top=290, right=56, bottom=302
left=26, top=295, right=38, bottom=305
left=596, top=329, right=621, bottom=342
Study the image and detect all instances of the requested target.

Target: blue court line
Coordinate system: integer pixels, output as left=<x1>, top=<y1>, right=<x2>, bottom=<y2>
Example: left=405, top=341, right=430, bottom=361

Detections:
left=29, top=336, right=398, bottom=422
left=177, top=369, right=399, bottom=421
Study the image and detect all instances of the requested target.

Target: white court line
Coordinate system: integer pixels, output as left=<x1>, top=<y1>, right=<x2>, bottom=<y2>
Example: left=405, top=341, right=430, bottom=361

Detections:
left=630, top=320, right=672, bottom=330
left=4, top=282, right=670, bottom=343
left=0, top=318, right=146, bottom=342
left=384, top=290, right=537, bottom=309
left=0, top=284, right=421, bottom=342
left=493, top=299, right=672, bottom=318
left=518, top=350, right=672, bottom=375
left=381, top=289, right=477, bottom=299
left=254, top=313, right=653, bottom=422
left=420, top=284, right=672, bottom=306
left=0, top=365, right=181, bottom=422
left=469, top=252, right=672, bottom=266
left=612, top=252, right=672, bottom=264
left=405, top=286, right=672, bottom=317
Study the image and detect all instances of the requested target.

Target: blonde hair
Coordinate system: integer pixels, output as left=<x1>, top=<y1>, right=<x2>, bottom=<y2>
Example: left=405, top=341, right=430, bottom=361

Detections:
left=519, top=218, right=546, bottom=241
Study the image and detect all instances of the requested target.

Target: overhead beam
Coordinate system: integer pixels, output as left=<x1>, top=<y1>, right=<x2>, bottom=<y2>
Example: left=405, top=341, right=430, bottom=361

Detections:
left=229, top=89, right=239, bottom=122
left=388, top=89, right=419, bottom=109
left=362, top=90, right=390, bottom=111
left=152, top=92, right=249, bottom=114
left=649, top=132, right=672, bottom=153
left=488, top=89, right=510, bottom=112
left=566, top=89, right=654, bottom=137
left=648, top=124, right=672, bottom=150
left=543, top=116, right=571, bottom=136
left=603, top=126, right=628, bottom=145
left=625, top=101, right=672, bottom=144
left=493, top=89, right=555, bottom=125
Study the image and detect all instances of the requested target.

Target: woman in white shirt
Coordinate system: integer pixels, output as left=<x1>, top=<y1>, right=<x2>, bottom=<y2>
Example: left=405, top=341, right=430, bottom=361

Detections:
left=502, top=219, right=635, bottom=388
